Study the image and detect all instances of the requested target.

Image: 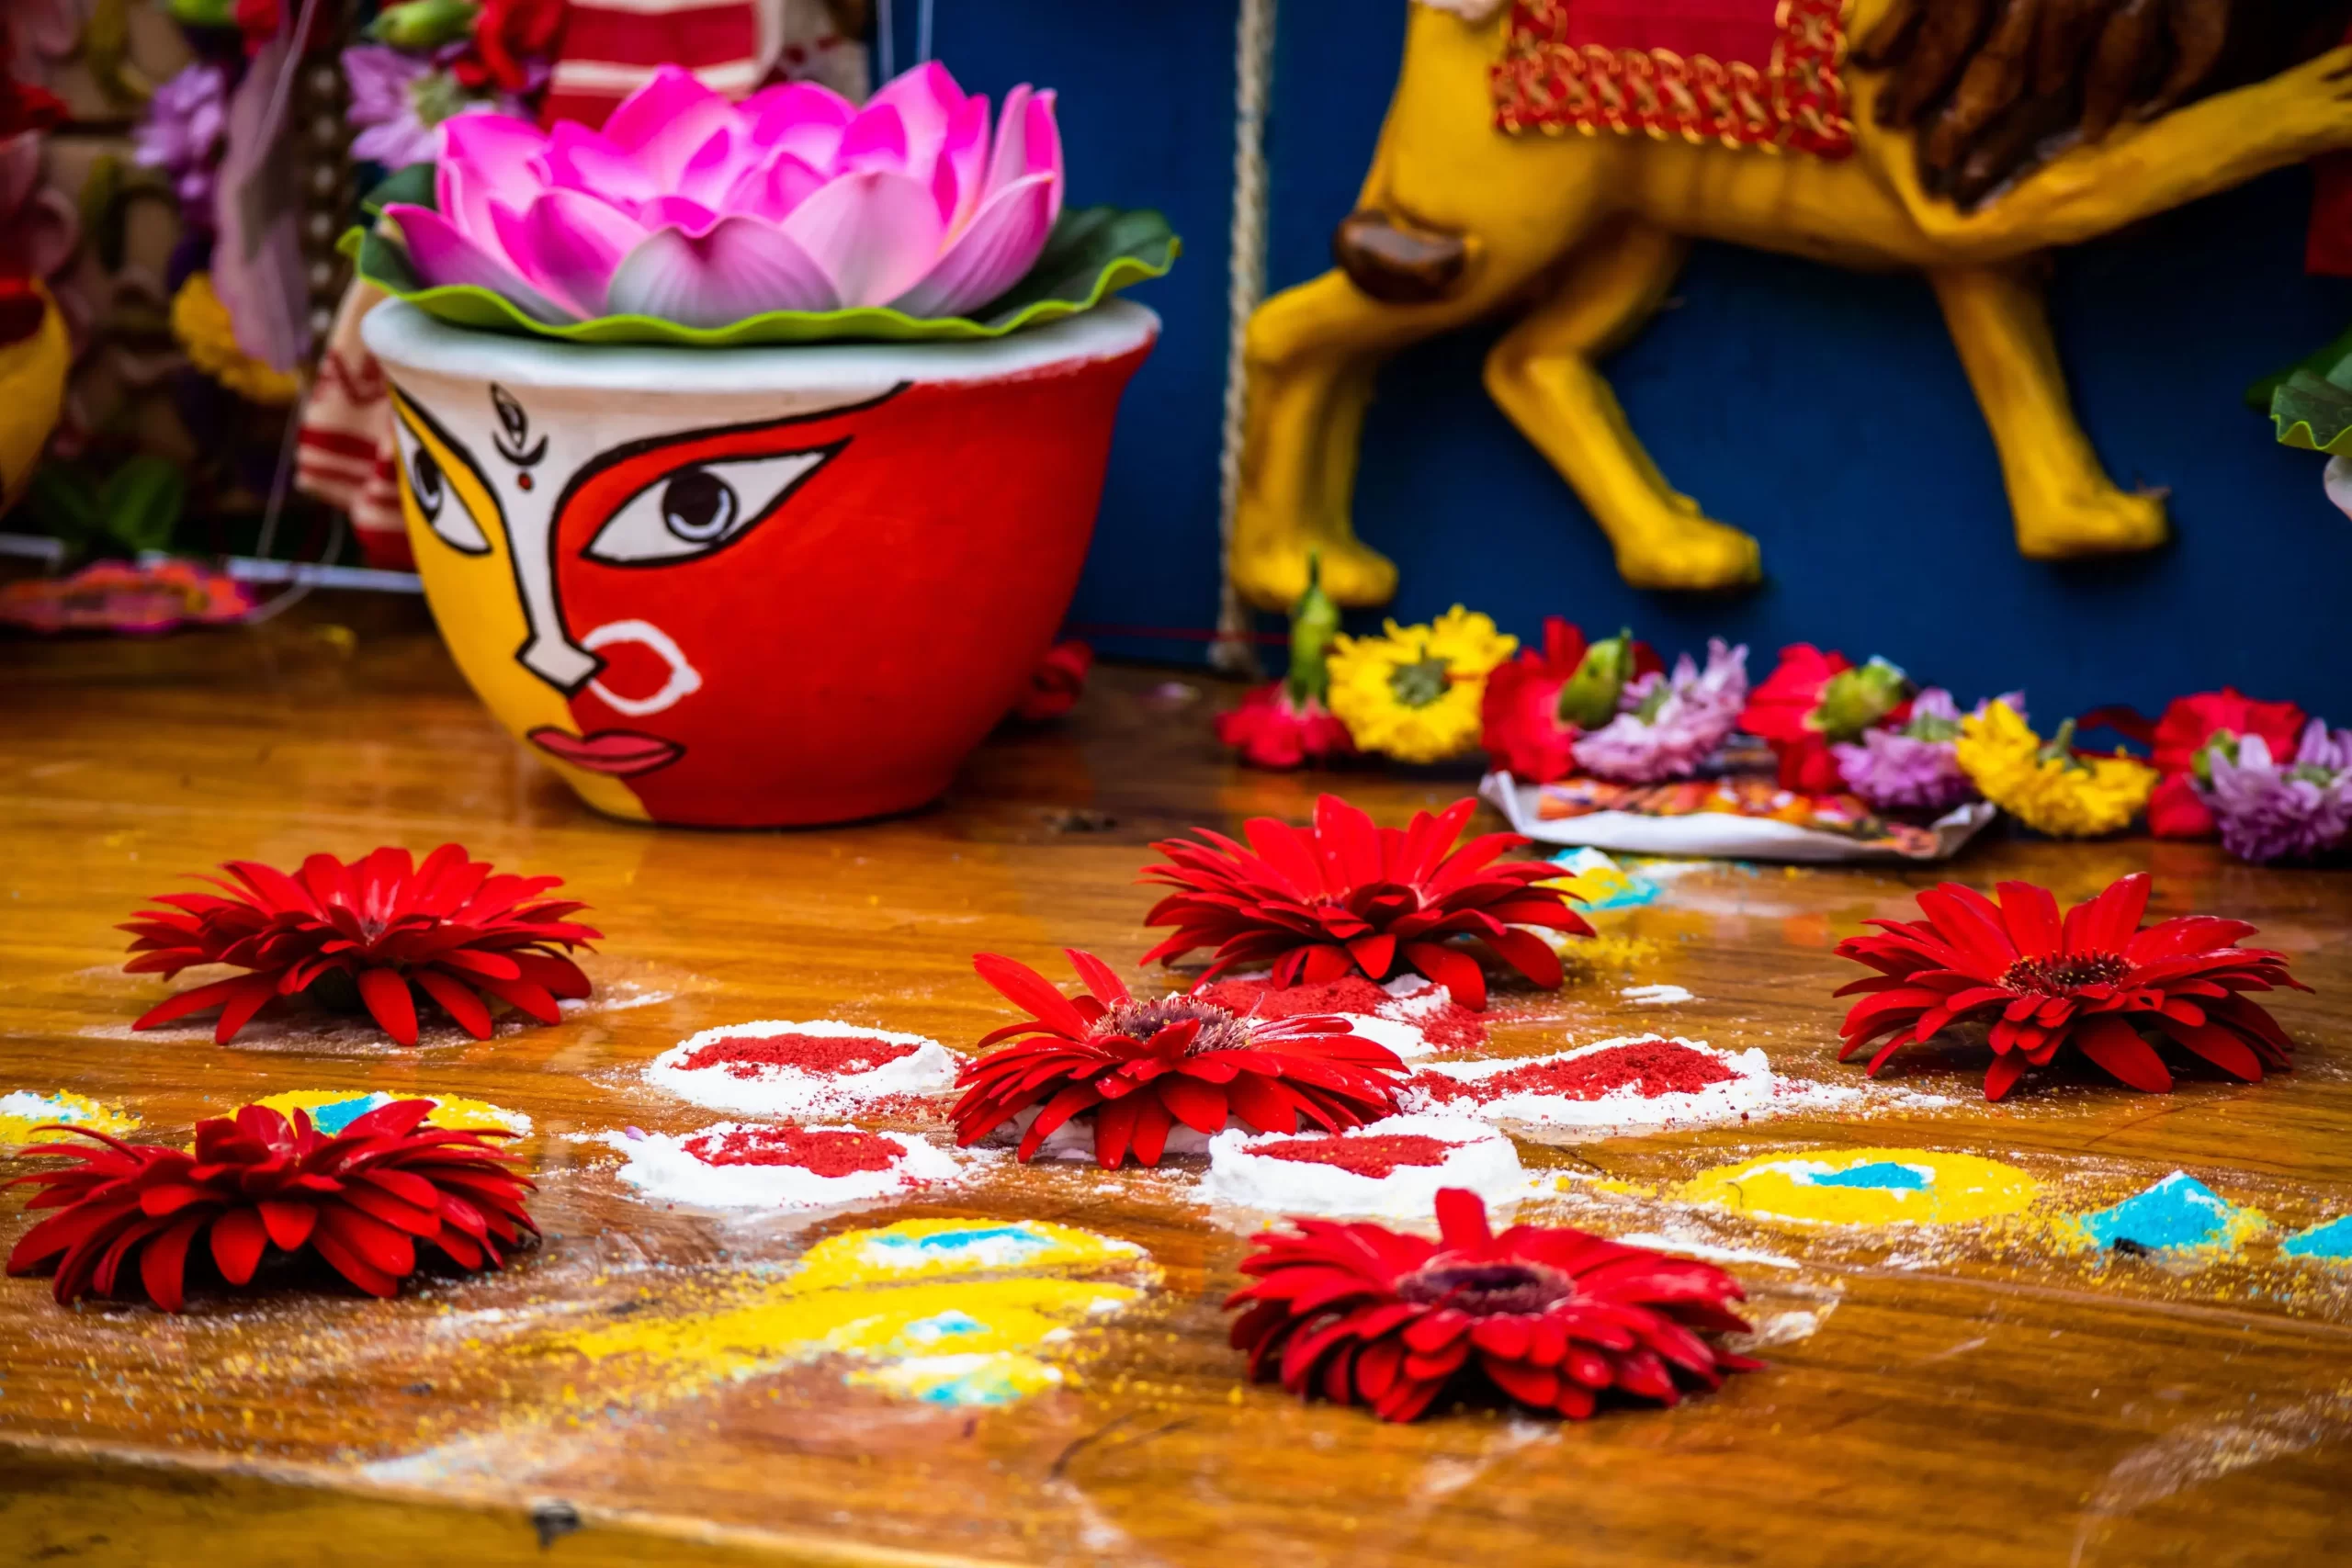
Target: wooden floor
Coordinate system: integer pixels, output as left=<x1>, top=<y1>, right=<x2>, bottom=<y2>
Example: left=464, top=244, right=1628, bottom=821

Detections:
left=3, top=599, right=2350, bottom=1567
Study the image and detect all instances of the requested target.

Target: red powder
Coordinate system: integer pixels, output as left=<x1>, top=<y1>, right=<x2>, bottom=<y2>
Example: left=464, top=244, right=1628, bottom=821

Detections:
left=676, top=1032, right=921, bottom=1082
left=1199, top=976, right=1396, bottom=1018
left=683, top=1125, right=904, bottom=1175
left=1196, top=976, right=1489, bottom=1051
left=1258, top=1133, right=1459, bottom=1179
left=1417, top=1039, right=1733, bottom=1104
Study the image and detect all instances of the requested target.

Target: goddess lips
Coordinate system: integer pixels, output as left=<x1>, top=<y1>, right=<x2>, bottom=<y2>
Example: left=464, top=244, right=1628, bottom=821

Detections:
left=527, top=727, right=684, bottom=776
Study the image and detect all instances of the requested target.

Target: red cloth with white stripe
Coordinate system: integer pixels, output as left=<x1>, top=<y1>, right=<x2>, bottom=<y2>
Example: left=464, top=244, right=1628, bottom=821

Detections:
left=539, top=0, right=768, bottom=130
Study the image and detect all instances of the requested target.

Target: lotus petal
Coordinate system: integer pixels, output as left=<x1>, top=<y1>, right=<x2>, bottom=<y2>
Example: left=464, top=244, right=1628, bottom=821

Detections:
left=933, top=92, right=991, bottom=231
left=866, top=60, right=969, bottom=175
left=606, top=216, right=840, bottom=325
left=835, top=102, right=911, bottom=176
left=385, top=203, right=574, bottom=322
left=984, top=85, right=1063, bottom=223
left=437, top=114, right=552, bottom=238
left=741, top=80, right=855, bottom=166
left=598, top=64, right=739, bottom=186
left=543, top=120, right=661, bottom=209
left=722, top=149, right=830, bottom=224
left=490, top=190, right=646, bottom=319
left=891, top=172, right=1056, bottom=319
left=778, top=169, right=945, bottom=308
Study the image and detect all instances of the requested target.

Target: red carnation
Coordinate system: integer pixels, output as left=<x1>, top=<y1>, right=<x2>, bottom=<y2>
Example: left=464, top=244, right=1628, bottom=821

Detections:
left=1835, top=873, right=2306, bottom=1101
left=6, top=1101, right=537, bottom=1312
left=122, top=844, right=598, bottom=1046
left=1226, top=1188, right=1757, bottom=1422
left=2148, top=690, right=2308, bottom=840
left=455, top=0, right=569, bottom=92
left=1215, top=682, right=1358, bottom=769
left=1479, top=620, right=1664, bottom=783
left=951, top=949, right=1405, bottom=1167
left=1741, top=645, right=1912, bottom=793
left=1010, top=639, right=1092, bottom=722
left=1139, top=795, right=1591, bottom=1010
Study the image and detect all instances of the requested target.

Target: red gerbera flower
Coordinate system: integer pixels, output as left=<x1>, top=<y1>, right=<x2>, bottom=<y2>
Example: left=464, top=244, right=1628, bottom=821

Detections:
left=6, top=1101, right=537, bottom=1312
left=1139, top=795, right=1592, bottom=1010
left=1834, top=873, right=2307, bottom=1101
left=1226, top=1188, right=1758, bottom=1422
left=122, top=844, right=599, bottom=1046
left=951, top=950, right=1406, bottom=1167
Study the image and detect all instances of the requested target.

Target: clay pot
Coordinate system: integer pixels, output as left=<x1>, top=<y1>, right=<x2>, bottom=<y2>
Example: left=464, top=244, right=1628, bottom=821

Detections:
left=362, top=299, right=1157, bottom=827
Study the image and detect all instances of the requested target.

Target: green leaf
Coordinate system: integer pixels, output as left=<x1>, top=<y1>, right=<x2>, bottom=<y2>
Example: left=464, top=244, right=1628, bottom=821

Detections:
left=344, top=173, right=1180, bottom=347
left=2248, top=321, right=2352, bottom=413
left=98, top=456, right=187, bottom=554
left=24, top=465, right=104, bottom=547
left=2271, top=369, right=2352, bottom=456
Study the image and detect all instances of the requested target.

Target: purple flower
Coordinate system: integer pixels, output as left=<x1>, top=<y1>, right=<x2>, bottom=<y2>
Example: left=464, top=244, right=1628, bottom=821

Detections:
left=132, top=63, right=229, bottom=220
left=1571, top=640, right=1747, bottom=782
left=1834, top=689, right=2023, bottom=815
left=345, top=46, right=520, bottom=171
left=2203, top=719, right=2352, bottom=863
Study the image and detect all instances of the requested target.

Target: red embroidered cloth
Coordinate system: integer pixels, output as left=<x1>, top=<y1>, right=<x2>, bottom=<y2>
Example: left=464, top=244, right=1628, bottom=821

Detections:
left=1492, top=0, right=1853, bottom=159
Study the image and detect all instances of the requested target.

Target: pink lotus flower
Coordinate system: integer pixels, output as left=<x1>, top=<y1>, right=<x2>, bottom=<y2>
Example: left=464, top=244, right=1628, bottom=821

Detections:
left=381, top=61, right=1064, bottom=327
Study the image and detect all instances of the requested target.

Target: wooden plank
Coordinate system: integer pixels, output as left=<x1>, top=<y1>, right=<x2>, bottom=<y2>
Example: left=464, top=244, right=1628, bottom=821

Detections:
left=0, top=604, right=2348, bottom=1565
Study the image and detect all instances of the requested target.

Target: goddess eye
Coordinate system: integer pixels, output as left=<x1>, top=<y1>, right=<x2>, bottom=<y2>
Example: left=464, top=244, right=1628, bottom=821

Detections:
left=393, top=419, right=491, bottom=556
left=660, top=469, right=738, bottom=543
left=582, top=445, right=842, bottom=566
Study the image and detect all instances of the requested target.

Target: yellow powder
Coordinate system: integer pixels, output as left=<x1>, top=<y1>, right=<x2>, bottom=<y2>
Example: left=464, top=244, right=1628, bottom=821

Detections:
left=1678, top=1147, right=2042, bottom=1227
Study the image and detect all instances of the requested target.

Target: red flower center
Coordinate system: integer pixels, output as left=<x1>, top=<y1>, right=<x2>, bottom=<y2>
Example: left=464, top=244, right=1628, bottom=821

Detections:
left=1095, top=997, right=1253, bottom=1055
left=1396, top=1258, right=1575, bottom=1315
left=2000, top=953, right=2130, bottom=995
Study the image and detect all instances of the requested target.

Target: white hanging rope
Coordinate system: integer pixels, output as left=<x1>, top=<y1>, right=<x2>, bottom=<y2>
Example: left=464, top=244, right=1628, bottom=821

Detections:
left=916, top=0, right=933, bottom=64
left=1211, top=0, right=1276, bottom=677
left=876, top=0, right=895, bottom=81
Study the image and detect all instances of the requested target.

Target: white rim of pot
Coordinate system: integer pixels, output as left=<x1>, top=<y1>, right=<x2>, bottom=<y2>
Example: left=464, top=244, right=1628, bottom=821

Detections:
left=361, top=298, right=1162, bottom=390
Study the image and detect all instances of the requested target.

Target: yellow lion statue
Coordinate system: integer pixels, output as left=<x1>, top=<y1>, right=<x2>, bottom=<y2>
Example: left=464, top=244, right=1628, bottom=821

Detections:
left=1235, top=0, right=2352, bottom=606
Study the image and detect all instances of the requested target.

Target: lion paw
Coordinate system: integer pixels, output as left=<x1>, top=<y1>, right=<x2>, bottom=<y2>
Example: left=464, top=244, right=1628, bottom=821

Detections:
left=2015, top=487, right=2169, bottom=560
left=1611, top=516, right=1763, bottom=592
left=1232, top=535, right=1399, bottom=611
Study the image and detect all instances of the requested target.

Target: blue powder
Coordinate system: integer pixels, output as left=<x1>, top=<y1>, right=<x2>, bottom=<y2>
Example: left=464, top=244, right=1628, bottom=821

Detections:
left=2080, top=1172, right=2245, bottom=1253
left=2282, top=1216, right=2352, bottom=1263
left=900, top=1311, right=987, bottom=1346
left=310, top=1094, right=390, bottom=1134
left=1804, top=1162, right=1930, bottom=1191
left=873, top=1225, right=1048, bottom=1258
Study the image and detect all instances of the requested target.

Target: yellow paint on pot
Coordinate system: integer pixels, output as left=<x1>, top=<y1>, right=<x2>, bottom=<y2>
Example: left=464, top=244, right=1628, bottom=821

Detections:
left=1678, top=1147, right=2042, bottom=1227
left=0, top=1089, right=140, bottom=1151
left=390, top=390, right=648, bottom=821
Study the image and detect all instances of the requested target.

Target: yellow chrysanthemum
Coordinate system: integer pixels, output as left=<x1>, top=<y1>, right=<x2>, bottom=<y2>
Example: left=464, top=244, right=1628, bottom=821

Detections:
left=1326, top=605, right=1518, bottom=764
left=171, top=274, right=301, bottom=407
left=1955, top=700, right=2155, bottom=837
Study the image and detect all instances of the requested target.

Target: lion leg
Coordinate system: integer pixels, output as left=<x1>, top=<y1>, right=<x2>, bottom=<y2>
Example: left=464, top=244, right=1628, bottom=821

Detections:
left=1236, top=237, right=1577, bottom=610
left=1929, top=261, right=2168, bottom=559
left=1482, top=217, right=1763, bottom=592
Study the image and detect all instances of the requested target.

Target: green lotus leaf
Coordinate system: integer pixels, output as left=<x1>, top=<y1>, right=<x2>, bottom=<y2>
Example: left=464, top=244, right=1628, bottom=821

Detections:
left=2271, top=367, right=2352, bottom=456
left=342, top=164, right=1178, bottom=347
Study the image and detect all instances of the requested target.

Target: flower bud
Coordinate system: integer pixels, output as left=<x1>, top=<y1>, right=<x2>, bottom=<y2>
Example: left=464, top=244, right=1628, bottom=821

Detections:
left=1815, top=656, right=1909, bottom=742
left=1285, top=550, right=1341, bottom=705
left=1556, top=628, right=1634, bottom=731
left=368, top=0, right=484, bottom=48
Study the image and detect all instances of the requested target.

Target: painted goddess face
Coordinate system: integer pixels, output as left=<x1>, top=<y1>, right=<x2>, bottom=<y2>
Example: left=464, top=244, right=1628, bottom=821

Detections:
left=373, top=306, right=1157, bottom=826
